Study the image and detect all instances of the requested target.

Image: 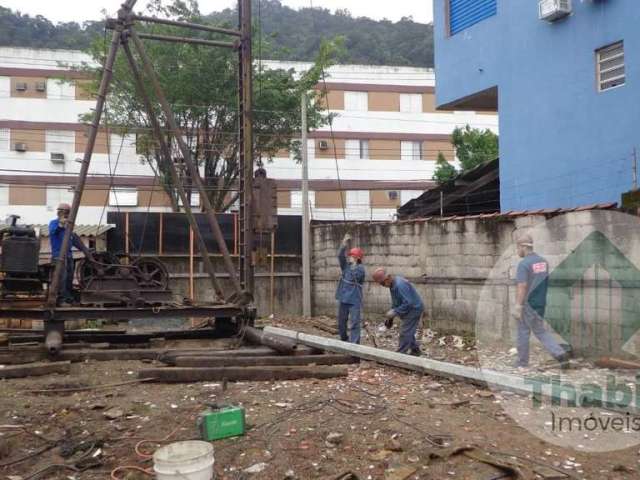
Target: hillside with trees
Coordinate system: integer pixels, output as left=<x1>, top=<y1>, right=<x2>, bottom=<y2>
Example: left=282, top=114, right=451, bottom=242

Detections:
left=0, top=0, right=434, bottom=67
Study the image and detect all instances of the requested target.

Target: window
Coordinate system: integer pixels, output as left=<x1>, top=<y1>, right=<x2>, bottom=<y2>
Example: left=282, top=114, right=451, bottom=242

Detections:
left=178, top=192, right=201, bottom=208
left=448, top=0, right=497, bottom=36
left=345, top=140, right=369, bottom=160
left=0, top=129, right=8, bottom=152
left=46, top=130, right=74, bottom=154
left=344, top=91, right=368, bottom=111
left=401, top=141, right=422, bottom=161
left=109, top=188, right=138, bottom=207
left=597, top=41, right=625, bottom=92
left=400, top=94, right=422, bottom=113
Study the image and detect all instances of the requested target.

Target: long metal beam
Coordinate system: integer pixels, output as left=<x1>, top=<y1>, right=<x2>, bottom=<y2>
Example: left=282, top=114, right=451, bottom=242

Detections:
left=238, top=0, right=255, bottom=294
left=121, top=39, right=225, bottom=300
left=136, top=32, right=238, bottom=49
left=130, top=14, right=241, bottom=37
left=129, top=28, right=246, bottom=301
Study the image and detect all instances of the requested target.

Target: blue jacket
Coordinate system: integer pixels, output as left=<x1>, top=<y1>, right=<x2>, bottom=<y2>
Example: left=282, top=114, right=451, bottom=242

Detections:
left=390, top=276, right=424, bottom=318
left=335, top=246, right=365, bottom=306
left=49, top=219, right=84, bottom=260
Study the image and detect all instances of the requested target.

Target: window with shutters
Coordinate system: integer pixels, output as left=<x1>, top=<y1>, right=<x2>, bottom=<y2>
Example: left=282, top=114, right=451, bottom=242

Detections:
left=400, top=94, right=423, bottom=113
left=0, top=129, right=8, bottom=152
left=401, top=141, right=422, bottom=161
left=597, top=41, right=625, bottom=92
left=448, top=0, right=497, bottom=36
left=344, top=91, right=368, bottom=111
left=345, top=140, right=369, bottom=160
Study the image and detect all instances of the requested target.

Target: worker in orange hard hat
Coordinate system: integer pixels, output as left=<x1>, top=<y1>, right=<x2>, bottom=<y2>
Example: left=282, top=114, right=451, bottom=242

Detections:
left=335, top=233, right=366, bottom=344
left=373, top=267, right=424, bottom=356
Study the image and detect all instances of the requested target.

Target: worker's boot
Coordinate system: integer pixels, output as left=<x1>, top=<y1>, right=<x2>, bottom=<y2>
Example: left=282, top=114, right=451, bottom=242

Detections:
left=410, top=347, right=422, bottom=357
left=557, top=353, right=571, bottom=370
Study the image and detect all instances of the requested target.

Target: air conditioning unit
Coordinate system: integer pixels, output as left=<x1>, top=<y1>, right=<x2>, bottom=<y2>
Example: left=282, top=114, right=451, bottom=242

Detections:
left=14, top=143, right=27, bottom=152
left=35, top=81, right=46, bottom=92
left=318, top=140, right=329, bottom=150
left=50, top=152, right=66, bottom=163
left=15, top=82, right=27, bottom=92
left=539, top=0, right=572, bottom=21
left=387, top=191, right=399, bottom=201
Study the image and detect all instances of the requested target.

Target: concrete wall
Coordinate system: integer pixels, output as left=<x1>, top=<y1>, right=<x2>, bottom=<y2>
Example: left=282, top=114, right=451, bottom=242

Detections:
left=434, top=0, right=640, bottom=211
left=311, top=210, right=640, bottom=356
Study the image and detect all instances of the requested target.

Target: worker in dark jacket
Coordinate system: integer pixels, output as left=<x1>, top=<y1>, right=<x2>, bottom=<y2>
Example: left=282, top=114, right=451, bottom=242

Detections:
left=49, top=203, right=92, bottom=305
left=335, top=234, right=365, bottom=344
left=373, top=267, right=424, bottom=356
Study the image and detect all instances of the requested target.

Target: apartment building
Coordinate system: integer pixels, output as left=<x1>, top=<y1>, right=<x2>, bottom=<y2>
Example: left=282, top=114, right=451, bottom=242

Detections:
left=434, top=0, right=637, bottom=210
left=0, top=47, right=498, bottom=224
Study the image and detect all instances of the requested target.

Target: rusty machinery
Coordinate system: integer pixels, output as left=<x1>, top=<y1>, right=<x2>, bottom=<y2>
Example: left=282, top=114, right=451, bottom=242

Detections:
left=0, top=0, right=258, bottom=354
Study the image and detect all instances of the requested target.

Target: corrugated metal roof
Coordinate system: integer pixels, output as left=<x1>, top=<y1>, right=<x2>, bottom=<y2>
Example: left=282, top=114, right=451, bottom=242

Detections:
left=38, top=224, right=115, bottom=238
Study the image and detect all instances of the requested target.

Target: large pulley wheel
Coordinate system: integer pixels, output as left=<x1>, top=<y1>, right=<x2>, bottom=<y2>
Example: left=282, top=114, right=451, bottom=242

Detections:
left=77, top=252, right=120, bottom=289
left=132, top=257, right=169, bottom=291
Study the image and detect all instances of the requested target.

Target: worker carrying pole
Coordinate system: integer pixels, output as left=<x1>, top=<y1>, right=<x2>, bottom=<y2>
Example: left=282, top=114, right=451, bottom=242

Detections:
left=373, top=267, right=424, bottom=356
left=335, top=234, right=365, bottom=344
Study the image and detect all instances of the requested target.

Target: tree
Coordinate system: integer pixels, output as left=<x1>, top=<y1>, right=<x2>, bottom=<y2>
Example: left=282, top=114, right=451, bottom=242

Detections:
left=432, top=125, right=499, bottom=184
left=82, top=0, right=336, bottom=212
left=432, top=152, right=457, bottom=184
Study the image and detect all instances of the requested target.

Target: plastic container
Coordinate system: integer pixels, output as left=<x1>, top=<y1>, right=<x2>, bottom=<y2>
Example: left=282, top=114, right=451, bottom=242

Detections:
left=153, top=441, right=215, bottom=480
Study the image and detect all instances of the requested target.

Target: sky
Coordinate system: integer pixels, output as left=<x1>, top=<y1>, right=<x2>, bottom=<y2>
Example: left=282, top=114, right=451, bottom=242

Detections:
left=0, top=0, right=433, bottom=24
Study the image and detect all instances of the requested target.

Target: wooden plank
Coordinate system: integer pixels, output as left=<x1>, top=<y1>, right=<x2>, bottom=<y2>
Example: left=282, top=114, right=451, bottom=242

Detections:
left=172, top=354, right=358, bottom=368
left=139, top=365, right=349, bottom=383
left=0, top=361, right=70, bottom=379
left=60, top=347, right=281, bottom=363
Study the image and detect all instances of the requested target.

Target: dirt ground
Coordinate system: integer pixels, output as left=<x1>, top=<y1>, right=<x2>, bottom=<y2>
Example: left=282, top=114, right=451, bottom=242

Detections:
left=1, top=317, right=639, bottom=480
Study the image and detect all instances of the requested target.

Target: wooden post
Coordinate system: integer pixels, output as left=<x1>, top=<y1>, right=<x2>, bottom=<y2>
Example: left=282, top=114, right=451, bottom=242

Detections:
left=159, top=212, right=164, bottom=255
left=189, top=227, right=195, bottom=301
left=270, top=230, right=276, bottom=316
left=125, top=211, right=130, bottom=257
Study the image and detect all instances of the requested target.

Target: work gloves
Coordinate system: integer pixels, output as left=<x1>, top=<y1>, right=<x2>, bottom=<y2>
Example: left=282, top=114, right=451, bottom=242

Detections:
left=342, top=233, right=351, bottom=247
left=384, top=309, right=396, bottom=329
left=511, top=304, right=523, bottom=320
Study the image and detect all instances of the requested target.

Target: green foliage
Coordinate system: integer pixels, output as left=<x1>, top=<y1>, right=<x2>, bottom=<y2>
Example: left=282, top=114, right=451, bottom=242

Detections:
left=432, top=152, right=457, bottom=184
left=0, top=0, right=434, bottom=67
left=0, top=6, right=104, bottom=49
left=82, top=0, right=334, bottom=212
left=432, top=126, right=499, bottom=185
left=452, top=125, right=499, bottom=172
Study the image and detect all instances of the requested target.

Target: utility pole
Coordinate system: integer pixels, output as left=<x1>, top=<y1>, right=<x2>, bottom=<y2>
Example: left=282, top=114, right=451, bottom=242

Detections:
left=301, top=93, right=311, bottom=318
left=633, top=147, right=638, bottom=191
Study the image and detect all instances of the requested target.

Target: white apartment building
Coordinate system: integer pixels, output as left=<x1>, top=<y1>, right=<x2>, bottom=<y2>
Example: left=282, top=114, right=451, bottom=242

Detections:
left=0, top=47, right=498, bottom=225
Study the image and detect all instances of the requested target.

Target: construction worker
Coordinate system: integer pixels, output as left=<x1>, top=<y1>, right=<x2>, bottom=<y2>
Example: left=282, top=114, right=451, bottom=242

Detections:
left=373, top=268, right=423, bottom=356
left=513, top=234, right=569, bottom=369
left=335, top=234, right=365, bottom=344
left=49, top=203, right=92, bottom=305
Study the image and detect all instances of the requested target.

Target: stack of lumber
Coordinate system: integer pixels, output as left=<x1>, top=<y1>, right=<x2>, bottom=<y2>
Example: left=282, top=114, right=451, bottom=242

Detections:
left=138, top=327, right=358, bottom=383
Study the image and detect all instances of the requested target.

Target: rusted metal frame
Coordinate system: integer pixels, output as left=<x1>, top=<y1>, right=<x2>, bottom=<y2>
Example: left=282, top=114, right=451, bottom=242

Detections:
left=238, top=0, right=255, bottom=295
left=136, top=32, right=239, bottom=49
left=46, top=15, right=130, bottom=309
left=130, top=14, right=241, bottom=37
left=121, top=39, right=225, bottom=299
left=129, top=29, right=246, bottom=300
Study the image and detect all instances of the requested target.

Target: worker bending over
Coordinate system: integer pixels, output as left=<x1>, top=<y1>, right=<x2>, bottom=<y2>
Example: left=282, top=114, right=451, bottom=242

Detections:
left=373, top=268, right=423, bottom=356
left=335, top=234, right=365, bottom=344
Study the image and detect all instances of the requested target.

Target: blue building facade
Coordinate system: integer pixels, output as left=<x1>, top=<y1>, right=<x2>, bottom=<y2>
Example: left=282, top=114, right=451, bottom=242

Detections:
left=434, top=0, right=640, bottom=211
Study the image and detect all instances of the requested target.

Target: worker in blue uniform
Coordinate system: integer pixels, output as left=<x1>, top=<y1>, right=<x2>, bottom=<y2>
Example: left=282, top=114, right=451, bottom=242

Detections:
left=335, top=234, right=365, bottom=344
left=49, top=203, right=92, bottom=305
left=513, top=234, right=570, bottom=369
left=373, top=267, right=424, bottom=356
